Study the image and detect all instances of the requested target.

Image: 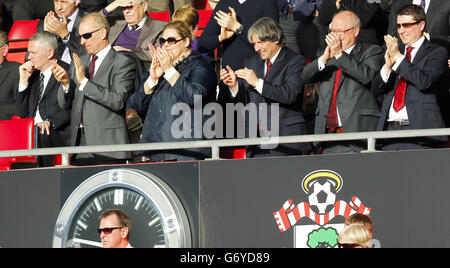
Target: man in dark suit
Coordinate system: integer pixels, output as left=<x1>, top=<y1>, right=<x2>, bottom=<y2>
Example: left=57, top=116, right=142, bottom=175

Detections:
left=15, top=32, right=71, bottom=167
left=220, top=17, right=311, bottom=157
left=302, top=10, right=383, bottom=154
left=38, top=0, right=87, bottom=64
left=372, top=4, right=448, bottom=151
left=0, top=31, right=20, bottom=121
left=53, top=12, right=136, bottom=165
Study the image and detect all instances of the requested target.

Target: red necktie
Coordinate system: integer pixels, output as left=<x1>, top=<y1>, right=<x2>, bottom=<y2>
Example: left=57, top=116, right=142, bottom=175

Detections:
left=265, top=60, right=272, bottom=79
left=393, top=46, right=414, bottom=112
left=326, top=69, right=342, bottom=132
left=88, top=55, right=98, bottom=79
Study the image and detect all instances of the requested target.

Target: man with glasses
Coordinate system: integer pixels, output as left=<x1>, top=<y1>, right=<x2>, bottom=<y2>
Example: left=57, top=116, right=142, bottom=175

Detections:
left=0, top=31, right=20, bottom=121
left=98, top=209, right=132, bottom=248
left=53, top=12, right=136, bottom=165
left=302, top=10, right=383, bottom=154
left=372, top=4, right=448, bottom=151
left=102, top=0, right=167, bottom=69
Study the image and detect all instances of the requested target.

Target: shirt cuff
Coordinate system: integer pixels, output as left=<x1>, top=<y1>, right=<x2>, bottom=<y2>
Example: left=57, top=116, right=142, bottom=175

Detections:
left=144, top=77, right=158, bottom=95
left=62, top=83, right=70, bottom=94
left=164, top=67, right=180, bottom=87
left=255, top=78, right=264, bottom=94
left=229, top=84, right=239, bottom=98
left=78, top=78, right=88, bottom=92
left=392, top=55, right=405, bottom=71
left=381, top=66, right=391, bottom=83
left=318, top=58, right=326, bottom=71
left=18, top=84, right=28, bottom=92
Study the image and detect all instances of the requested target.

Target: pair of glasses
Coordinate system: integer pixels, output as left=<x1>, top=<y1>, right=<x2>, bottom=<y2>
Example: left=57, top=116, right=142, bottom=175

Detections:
left=329, top=26, right=356, bottom=35
left=337, top=242, right=360, bottom=248
left=397, top=21, right=422, bottom=30
left=97, top=226, right=124, bottom=235
left=159, top=37, right=183, bottom=45
left=79, top=28, right=102, bottom=40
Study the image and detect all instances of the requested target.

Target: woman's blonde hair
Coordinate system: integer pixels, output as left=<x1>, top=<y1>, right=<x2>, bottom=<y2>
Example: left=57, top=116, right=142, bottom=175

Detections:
left=172, top=5, right=199, bottom=30
left=338, top=224, right=371, bottom=248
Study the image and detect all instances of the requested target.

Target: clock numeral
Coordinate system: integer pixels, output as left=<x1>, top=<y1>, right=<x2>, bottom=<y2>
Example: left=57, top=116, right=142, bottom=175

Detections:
left=148, top=217, right=160, bottom=228
left=134, top=196, right=144, bottom=211
left=114, top=189, right=124, bottom=205
left=94, top=198, right=103, bottom=212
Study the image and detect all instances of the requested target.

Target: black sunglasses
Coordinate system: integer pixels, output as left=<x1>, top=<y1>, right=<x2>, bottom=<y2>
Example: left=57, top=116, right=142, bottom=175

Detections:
left=397, top=21, right=422, bottom=30
left=79, top=28, right=102, bottom=40
left=97, top=226, right=124, bottom=234
left=337, top=242, right=360, bottom=248
left=159, top=37, right=183, bottom=45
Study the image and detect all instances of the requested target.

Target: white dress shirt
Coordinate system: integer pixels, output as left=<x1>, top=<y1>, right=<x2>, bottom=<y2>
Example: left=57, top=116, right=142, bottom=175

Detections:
left=60, top=8, right=79, bottom=64
left=78, top=45, right=112, bottom=92
left=413, top=0, right=430, bottom=13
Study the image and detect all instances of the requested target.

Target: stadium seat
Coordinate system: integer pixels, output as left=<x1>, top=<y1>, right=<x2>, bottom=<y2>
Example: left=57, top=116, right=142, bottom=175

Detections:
left=219, top=147, right=246, bottom=159
left=148, top=11, right=170, bottom=22
left=194, top=0, right=213, bottom=10
left=195, top=9, right=213, bottom=37
left=6, top=19, right=39, bottom=64
left=0, top=117, right=37, bottom=171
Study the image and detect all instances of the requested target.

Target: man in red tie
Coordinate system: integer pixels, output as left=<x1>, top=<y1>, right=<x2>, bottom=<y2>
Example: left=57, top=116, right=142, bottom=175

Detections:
left=372, top=4, right=448, bottom=151
left=220, top=17, right=311, bottom=158
left=302, top=10, right=383, bottom=154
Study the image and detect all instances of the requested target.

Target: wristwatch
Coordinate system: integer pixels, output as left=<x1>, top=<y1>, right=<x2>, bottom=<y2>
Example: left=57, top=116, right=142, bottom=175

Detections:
left=235, top=24, right=244, bottom=35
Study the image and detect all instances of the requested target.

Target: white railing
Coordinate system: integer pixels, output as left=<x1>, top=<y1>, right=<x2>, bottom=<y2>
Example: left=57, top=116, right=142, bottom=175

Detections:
left=1, top=128, right=450, bottom=167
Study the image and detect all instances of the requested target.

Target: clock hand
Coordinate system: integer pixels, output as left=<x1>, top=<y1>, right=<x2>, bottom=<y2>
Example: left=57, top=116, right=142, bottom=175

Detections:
left=70, top=238, right=103, bottom=248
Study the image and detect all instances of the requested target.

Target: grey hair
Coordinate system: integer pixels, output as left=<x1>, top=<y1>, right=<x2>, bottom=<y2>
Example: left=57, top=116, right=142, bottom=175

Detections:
left=29, top=31, right=58, bottom=51
left=81, top=12, right=110, bottom=35
left=247, top=17, right=286, bottom=47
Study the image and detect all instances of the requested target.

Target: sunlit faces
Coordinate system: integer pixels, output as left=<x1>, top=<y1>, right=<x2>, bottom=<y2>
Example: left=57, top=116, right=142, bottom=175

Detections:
left=123, top=0, right=148, bottom=26
left=27, top=40, right=53, bottom=71
left=396, top=15, right=425, bottom=46
left=329, top=13, right=359, bottom=51
left=78, top=19, right=107, bottom=55
left=98, top=214, right=128, bottom=248
left=160, top=28, right=190, bottom=61
left=251, top=34, right=280, bottom=61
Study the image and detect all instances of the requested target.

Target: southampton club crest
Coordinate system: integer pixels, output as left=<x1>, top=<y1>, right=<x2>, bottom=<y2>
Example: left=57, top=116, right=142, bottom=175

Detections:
left=273, top=170, right=372, bottom=248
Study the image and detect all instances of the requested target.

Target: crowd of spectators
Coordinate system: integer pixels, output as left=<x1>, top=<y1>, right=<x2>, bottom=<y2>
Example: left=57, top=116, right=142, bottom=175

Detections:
left=0, top=0, right=449, bottom=165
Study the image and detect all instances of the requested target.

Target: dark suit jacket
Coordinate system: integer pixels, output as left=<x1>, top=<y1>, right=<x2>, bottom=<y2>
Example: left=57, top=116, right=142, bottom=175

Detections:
left=387, top=0, right=450, bottom=50
left=232, top=47, right=311, bottom=156
left=15, top=62, right=71, bottom=145
left=37, top=8, right=87, bottom=60
left=372, top=39, right=448, bottom=132
left=58, top=48, right=136, bottom=159
left=0, top=60, right=20, bottom=120
left=302, top=42, right=384, bottom=134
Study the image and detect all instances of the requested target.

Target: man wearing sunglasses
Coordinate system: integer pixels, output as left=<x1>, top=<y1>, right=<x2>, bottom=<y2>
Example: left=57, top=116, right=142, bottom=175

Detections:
left=372, top=4, right=448, bottom=151
left=98, top=209, right=132, bottom=248
left=102, top=0, right=167, bottom=69
left=53, top=13, right=135, bottom=165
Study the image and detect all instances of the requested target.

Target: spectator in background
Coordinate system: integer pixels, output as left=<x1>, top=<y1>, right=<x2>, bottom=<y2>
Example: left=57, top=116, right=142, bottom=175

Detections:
left=337, top=224, right=372, bottom=248
left=11, top=0, right=53, bottom=21
left=372, top=4, right=447, bottom=151
left=0, top=31, right=20, bottom=121
left=16, top=32, right=71, bottom=167
left=103, top=0, right=167, bottom=70
left=171, top=4, right=199, bottom=50
left=53, top=13, right=136, bottom=165
left=220, top=17, right=311, bottom=157
left=147, top=0, right=193, bottom=14
left=98, top=209, right=132, bottom=248
left=79, top=0, right=115, bottom=13
left=345, top=213, right=373, bottom=239
left=302, top=11, right=383, bottom=154
left=126, top=21, right=217, bottom=162
left=38, top=0, right=87, bottom=65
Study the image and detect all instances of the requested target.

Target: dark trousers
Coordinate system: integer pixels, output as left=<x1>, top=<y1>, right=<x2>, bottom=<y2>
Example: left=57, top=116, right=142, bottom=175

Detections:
left=36, top=126, right=66, bottom=167
left=70, top=128, right=127, bottom=166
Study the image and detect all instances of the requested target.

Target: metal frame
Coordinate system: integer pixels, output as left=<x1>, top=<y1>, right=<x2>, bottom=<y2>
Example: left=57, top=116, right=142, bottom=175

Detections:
left=1, top=128, right=450, bottom=167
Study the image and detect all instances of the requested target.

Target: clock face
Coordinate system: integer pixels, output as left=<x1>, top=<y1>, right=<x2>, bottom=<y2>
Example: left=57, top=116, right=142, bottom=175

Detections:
left=53, top=169, right=191, bottom=248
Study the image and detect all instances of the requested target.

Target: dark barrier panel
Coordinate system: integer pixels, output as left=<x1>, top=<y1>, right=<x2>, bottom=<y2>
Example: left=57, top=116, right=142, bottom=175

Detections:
left=0, top=149, right=450, bottom=247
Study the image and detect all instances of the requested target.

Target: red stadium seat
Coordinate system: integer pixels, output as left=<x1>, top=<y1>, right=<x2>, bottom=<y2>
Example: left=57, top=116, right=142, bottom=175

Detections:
left=194, top=0, right=213, bottom=10
left=0, top=117, right=37, bottom=171
left=6, top=19, right=39, bottom=64
left=195, top=9, right=213, bottom=37
left=148, top=11, right=170, bottom=22
left=220, top=147, right=246, bottom=159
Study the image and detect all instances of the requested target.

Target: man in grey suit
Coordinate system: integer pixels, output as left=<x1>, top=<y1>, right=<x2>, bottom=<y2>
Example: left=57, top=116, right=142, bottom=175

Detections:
left=53, top=12, right=136, bottom=165
left=102, top=0, right=167, bottom=68
left=302, top=11, right=384, bottom=154
left=0, top=31, right=20, bottom=121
